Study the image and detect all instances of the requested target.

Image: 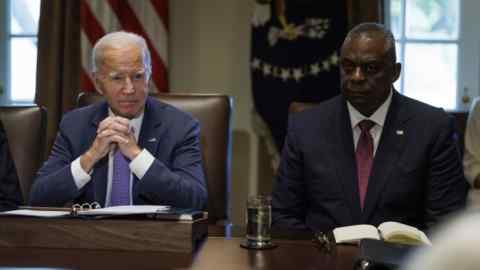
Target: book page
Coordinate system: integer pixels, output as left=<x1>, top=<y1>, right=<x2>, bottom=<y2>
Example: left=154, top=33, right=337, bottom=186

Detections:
left=0, top=209, right=70, bottom=218
left=77, top=205, right=171, bottom=216
left=333, top=224, right=381, bottom=244
left=378, top=221, right=431, bottom=245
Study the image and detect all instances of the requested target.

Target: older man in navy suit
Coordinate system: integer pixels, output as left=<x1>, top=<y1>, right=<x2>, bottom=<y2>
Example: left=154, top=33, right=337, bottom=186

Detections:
left=272, top=23, right=467, bottom=232
left=30, top=32, right=207, bottom=209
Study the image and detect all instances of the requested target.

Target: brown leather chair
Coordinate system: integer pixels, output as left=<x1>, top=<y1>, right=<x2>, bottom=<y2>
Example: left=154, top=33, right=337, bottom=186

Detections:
left=77, top=92, right=233, bottom=224
left=0, top=106, right=47, bottom=203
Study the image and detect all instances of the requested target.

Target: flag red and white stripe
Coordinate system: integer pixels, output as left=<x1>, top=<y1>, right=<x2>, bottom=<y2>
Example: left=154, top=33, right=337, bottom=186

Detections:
left=80, top=0, right=168, bottom=93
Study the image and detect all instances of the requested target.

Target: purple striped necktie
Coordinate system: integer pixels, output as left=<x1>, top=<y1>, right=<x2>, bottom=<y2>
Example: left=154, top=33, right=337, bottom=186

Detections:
left=110, top=149, right=131, bottom=206
left=355, top=120, right=375, bottom=210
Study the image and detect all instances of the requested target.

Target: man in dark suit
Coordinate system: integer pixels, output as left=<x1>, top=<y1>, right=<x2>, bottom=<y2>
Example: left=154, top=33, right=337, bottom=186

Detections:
left=272, top=23, right=467, bottom=232
left=29, top=31, right=207, bottom=209
left=0, top=121, right=22, bottom=210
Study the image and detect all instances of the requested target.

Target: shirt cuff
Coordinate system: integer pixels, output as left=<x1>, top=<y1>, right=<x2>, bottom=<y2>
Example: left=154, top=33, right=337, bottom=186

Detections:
left=71, top=157, right=92, bottom=189
left=130, top=149, right=154, bottom=180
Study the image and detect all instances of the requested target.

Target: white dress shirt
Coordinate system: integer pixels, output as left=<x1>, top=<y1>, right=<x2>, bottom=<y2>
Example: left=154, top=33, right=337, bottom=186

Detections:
left=347, top=90, right=393, bottom=156
left=70, top=110, right=155, bottom=205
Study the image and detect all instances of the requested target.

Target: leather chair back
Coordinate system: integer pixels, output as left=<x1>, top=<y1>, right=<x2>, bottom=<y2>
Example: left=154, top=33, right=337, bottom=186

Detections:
left=0, top=106, right=46, bottom=203
left=77, top=92, right=233, bottom=224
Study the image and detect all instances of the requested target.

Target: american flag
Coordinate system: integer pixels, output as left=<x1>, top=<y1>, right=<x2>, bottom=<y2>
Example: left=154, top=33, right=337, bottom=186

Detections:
left=80, top=0, right=168, bottom=93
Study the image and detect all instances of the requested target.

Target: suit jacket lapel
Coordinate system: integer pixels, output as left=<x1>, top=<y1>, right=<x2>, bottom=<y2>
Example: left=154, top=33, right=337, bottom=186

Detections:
left=90, top=102, right=109, bottom=206
left=333, top=97, right=362, bottom=223
left=137, top=97, right=163, bottom=165
left=361, top=92, right=412, bottom=222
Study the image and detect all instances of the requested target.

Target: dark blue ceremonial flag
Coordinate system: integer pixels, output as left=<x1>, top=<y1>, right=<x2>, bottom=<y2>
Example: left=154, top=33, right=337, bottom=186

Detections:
left=251, top=0, right=348, bottom=151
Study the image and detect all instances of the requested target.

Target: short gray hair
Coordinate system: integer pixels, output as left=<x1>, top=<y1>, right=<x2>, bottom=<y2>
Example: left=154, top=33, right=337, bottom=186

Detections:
left=91, top=31, right=152, bottom=78
left=343, top=23, right=397, bottom=62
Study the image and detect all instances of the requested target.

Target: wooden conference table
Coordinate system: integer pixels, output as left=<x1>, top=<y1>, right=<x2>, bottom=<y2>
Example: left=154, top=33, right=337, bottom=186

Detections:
left=0, top=219, right=359, bottom=270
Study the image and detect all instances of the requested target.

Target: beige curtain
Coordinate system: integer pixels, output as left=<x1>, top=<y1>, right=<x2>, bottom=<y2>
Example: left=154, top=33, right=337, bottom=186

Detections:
left=35, top=0, right=80, bottom=153
left=346, top=0, right=384, bottom=28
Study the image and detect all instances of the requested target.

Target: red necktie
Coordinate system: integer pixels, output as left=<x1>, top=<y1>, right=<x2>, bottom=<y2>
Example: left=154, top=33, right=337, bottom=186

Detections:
left=356, top=120, right=375, bottom=210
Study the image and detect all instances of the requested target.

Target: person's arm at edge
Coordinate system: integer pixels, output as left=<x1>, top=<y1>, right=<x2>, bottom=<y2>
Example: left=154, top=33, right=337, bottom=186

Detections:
left=464, top=98, right=480, bottom=188
left=0, top=121, right=22, bottom=209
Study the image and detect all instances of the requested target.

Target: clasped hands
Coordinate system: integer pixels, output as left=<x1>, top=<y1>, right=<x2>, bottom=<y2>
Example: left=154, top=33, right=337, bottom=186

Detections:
left=80, top=116, right=141, bottom=172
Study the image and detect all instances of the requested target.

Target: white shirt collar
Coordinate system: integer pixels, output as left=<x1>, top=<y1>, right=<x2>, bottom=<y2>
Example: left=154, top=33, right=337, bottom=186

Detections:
left=347, top=89, right=393, bottom=130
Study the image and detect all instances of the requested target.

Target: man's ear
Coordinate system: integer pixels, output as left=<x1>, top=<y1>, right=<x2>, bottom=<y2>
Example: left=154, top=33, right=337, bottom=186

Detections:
left=92, top=72, right=104, bottom=95
left=392, top=62, right=401, bottom=83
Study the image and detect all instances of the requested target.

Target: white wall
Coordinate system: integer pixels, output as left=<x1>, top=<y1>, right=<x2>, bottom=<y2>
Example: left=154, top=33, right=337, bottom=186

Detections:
left=169, top=0, right=259, bottom=225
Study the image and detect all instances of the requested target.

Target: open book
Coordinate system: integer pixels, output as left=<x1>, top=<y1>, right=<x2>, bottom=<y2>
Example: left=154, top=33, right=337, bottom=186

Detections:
left=333, top=221, right=431, bottom=246
left=0, top=205, right=205, bottom=221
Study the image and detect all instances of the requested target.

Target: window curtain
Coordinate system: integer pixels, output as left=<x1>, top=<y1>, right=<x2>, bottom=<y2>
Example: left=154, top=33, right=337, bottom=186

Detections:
left=346, top=0, right=384, bottom=27
left=35, top=0, right=80, bottom=153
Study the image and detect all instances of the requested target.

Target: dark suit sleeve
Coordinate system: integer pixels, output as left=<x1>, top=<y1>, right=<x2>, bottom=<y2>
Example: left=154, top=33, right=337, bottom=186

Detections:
left=425, top=113, right=468, bottom=228
left=272, top=114, right=308, bottom=230
left=134, top=119, right=207, bottom=210
left=0, top=122, right=23, bottom=210
left=29, top=120, right=81, bottom=206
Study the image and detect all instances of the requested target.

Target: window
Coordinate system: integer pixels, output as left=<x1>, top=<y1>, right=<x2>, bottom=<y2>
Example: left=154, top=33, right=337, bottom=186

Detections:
left=0, top=0, right=40, bottom=105
left=385, top=0, right=478, bottom=110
